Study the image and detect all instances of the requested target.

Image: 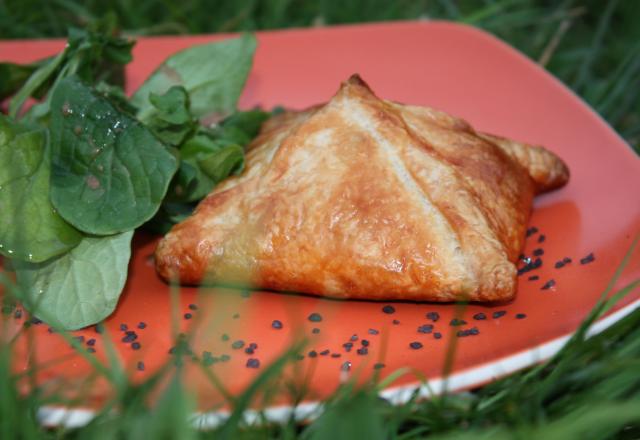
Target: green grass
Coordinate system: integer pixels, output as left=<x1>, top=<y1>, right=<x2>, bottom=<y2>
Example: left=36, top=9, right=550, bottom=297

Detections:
left=1, top=1, right=640, bottom=438
left=1, top=0, right=639, bottom=152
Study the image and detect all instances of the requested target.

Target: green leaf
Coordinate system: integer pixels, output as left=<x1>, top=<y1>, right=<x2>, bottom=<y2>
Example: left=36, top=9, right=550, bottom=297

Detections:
left=213, top=108, right=271, bottom=144
left=0, top=115, right=81, bottom=263
left=131, top=34, right=257, bottom=121
left=143, top=202, right=196, bottom=235
left=145, top=86, right=196, bottom=146
left=14, top=231, right=133, bottom=330
left=49, top=76, right=178, bottom=235
left=0, top=61, right=39, bottom=101
left=198, top=144, right=244, bottom=183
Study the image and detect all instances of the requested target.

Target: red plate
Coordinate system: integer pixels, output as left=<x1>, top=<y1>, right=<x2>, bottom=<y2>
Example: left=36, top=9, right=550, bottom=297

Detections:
left=2, top=21, right=639, bottom=427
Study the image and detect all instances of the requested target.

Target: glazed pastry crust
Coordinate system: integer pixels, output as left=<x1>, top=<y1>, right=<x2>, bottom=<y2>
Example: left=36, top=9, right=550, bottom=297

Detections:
left=155, top=75, right=569, bottom=302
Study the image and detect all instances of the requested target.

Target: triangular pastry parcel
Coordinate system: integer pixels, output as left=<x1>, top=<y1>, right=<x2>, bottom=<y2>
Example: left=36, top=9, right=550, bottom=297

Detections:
left=155, top=75, right=569, bottom=302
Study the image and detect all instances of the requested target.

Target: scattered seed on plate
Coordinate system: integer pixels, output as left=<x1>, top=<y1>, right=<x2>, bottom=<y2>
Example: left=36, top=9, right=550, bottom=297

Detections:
left=492, top=311, right=507, bottom=319
left=361, top=339, right=370, bottom=347
left=188, top=304, right=198, bottom=311
left=184, top=313, right=192, bottom=320
left=271, top=320, right=283, bottom=330
left=516, top=313, right=527, bottom=319
left=434, top=332, right=442, bottom=340
left=457, top=327, right=480, bottom=337
left=373, top=363, right=386, bottom=370
left=382, top=305, right=396, bottom=314
left=343, top=342, right=353, bottom=352
left=308, top=350, right=318, bottom=358
left=122, top=332, right=137, bottom=343
left=409, top=341, right=423, bottom=349
left=137, top=322, right=147, bottom=330
left=341, top=361, right=352, bottom=372
left=392, top=319, right=400, bottom=325
left=580, top=253, right=595, bottom=265
left=86, top=338, right=96, bottom=346
left=137, top=361, right=145, bottom=371
left=132, top=342, right=141, bottom=350
left=450, top=318, right=467, bottom=326
left=538, top=234, right=546, bottom=243
left=563, top=257, right=572, bottom=264
left=246, top=358, right=260, bottom=369
left=368, top=328, right=379, bottom=335
left=541, top=279, right=556, bottom=290
left=119, top=324, right=128, bottom=331
left=526, top=226, right=538, bottom=237
left=418, top=324, right=434, bottom=334
left=244, top=347, right=254, bottom=355
left=426, top=312, right=440, bottom=322
left=473, top=313, right=487, bottom=321
left=518, top=258, right=543, bottom=275
left=231, top=340, right=245, bottom=349
left=320, top=349, right=330, bottom=356
left=312, top=328, right=321, bottom=334
left=533, top=248, right=544, bottom=256
left=350, top=334, right=358, bottom=342
left=357, top=347, right=368, bottom=355
left=331, top=353, right=342, bottom=358
left=308, top=313, right=323, bottom=322
left=528, top=275, right=540, bottom=281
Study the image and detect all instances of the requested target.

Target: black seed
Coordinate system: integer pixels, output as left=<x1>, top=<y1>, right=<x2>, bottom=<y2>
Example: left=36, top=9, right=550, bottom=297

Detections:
left=368, top=328, right=379, bottom=335
left=244, top=347, right=254, bottom=355
left=184, top=313, right=192, bottom=320
left=137, top=322, right=147, bottom=329
left=220, top=354, right=230, bottom=362
left=341, top=361, right=352, bottom=372
left=580, top=253, right=595, bottom=265
left=320, top=349, right=330, bottom=356
left=231, top=340, right=245, bottom=349
left=450, top=318, right=467, bottom=326
left=528, top=275, right=540, bottom=281
left=308, top=350, right=318, bottom=358
left=541, top=279, right=556, bottom=290
left=533, top=248, right=544, bottom=256
left=188, top=304, right=198, bottom=311
left=342, top=342, right=353, bottom=352
left=555, top=261, right=565, bottom=269
left=426, top=312, right=440, bottom=322
left=392, top=319, right=400, bottom=325
left=246, top=358, right=260, bottom=369
left=86, top=338, right=96, bottom=346
left=373, top=363, right=386, bottom=370
left=382, top=305, right=395, bottom=314
left=131, top=342, right=141, bottom=350
left=473, top=313, right=487, bottom=321
left=526, top=226, right=538, bottom=237
left=331, top=353, right=342, bottom=358
left=13, top=309, right=22, bottom=319
left=271, top=320, right=283, bottom=329
left=493, top=311, right=507, bottom=319
left=249, top=342, right=257, bottom=350
left=308, top=313, right=322, bottom=322
left=361, top=339, right=370, bottom=347
left=563, top=257, right=572, bottom=264
left=409, top=341, right=423, bottom=350
left=119, top=324, right=128, bottom=331
left=457, top=327, right=479, bottom=337
left=357, top=347, right=368, bottom=355
left=417, top=324, right=434, bottom=334
left=516, top=313, right=527, bottom=319
left=312, top=327, right=321, bottom=334
left=518, top=253, right=526, bottom=261
left=350, top=334, right=358, bottom=342
left=538, top=234, right=546, bottom=243
left=137, top=361, right=145, bottom=371
left=434, top=332, right=442, bottom=340
left=221, top=333, right=230, bottom=341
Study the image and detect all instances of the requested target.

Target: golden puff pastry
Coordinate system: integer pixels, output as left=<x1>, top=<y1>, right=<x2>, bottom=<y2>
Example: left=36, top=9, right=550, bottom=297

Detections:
left=155, top=75, right=569, bottom=302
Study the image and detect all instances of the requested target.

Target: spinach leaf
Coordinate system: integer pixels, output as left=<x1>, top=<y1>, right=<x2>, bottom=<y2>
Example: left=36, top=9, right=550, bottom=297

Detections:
left=144, top=202, right=197, bottom=235
left=131, top=34, right=256, bottom=121
left=146, top=86, right=196, bottom=147
left=0, top=116, right=81, bottom=262
left=49, top=76, right=178, bottom=235
left=15, top=231, right=133, bottom=330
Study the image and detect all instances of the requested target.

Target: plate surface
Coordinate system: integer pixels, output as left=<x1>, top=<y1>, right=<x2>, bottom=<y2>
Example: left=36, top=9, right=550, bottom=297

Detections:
left=2, top=21, right=639, bottom=423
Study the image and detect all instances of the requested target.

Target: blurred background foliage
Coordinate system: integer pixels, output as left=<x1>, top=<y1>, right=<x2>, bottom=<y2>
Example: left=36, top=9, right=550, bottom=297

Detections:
left=0, top=0, right=639, bottom=152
